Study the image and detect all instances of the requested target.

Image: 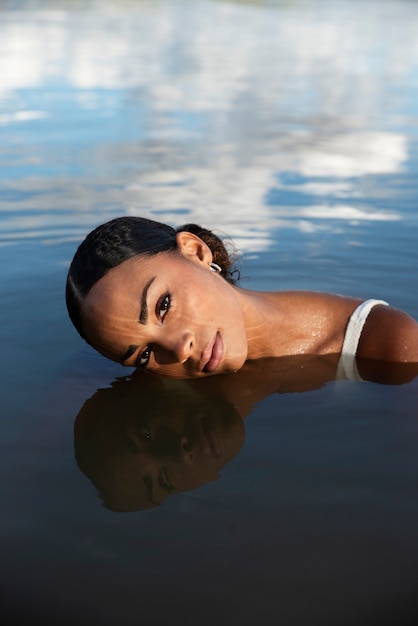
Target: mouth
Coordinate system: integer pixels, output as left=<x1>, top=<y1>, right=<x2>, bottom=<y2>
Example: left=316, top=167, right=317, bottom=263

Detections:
left=201, top=332, right=224, bottom=373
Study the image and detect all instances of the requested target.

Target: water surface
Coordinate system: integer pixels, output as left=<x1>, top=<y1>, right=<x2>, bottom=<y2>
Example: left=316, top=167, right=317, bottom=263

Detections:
left=1, top=0, right=418, bottom=624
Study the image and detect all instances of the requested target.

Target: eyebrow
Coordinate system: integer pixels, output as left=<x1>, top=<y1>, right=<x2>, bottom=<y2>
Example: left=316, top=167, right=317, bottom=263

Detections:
left=139, top=276, right=156, bottom=325
left=119, top=276, right=157, bottom=365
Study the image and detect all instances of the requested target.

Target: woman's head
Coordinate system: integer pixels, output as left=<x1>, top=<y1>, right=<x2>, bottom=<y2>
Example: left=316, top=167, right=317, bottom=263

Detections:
left=66, top=216, right=247, bottom=378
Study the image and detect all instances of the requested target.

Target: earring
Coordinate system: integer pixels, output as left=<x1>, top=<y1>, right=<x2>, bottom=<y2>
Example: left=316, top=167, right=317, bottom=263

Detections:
left=209, top=262, right=222, bottom=273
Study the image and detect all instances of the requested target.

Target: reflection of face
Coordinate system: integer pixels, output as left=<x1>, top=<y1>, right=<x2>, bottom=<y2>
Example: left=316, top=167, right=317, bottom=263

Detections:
left=81, top=250, right=248, bottom=378
left=122, top=399, right=244, bottom=508
left=74, top=376, right=245, bottom=511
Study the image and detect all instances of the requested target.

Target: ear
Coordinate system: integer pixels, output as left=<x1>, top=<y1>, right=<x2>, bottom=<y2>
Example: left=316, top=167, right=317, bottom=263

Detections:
left=175, top=231, right=212, bottom=265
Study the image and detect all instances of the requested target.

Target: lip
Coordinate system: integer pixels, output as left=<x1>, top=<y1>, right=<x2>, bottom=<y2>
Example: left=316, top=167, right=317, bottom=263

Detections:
left=200, top=332, right=224, bottom=372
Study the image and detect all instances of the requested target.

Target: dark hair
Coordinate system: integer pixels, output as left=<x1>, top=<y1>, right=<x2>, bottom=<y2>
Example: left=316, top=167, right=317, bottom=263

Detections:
left=65, top=216, right=238, bottom=341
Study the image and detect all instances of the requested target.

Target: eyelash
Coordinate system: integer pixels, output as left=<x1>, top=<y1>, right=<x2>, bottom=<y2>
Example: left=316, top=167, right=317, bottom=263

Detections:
left=137, top=293, right=171, bottom=368
left=158, top=293, right=170, bottom=320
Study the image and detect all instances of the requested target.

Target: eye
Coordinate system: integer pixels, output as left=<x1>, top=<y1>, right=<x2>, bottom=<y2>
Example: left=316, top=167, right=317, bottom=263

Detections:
left=157, top=294, right=170, bottom=320
left=137, top=346, right=151, bottom=368
left=136, top=294, right=170, bottom=369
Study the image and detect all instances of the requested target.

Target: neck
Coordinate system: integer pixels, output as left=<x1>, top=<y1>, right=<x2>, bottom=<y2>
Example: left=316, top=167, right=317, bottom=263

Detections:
left=234, top=287, right=289, bottom=360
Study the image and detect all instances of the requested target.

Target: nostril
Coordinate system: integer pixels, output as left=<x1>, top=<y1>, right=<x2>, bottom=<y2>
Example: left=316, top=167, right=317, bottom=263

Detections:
left=178, top=332, right=194, bottom=363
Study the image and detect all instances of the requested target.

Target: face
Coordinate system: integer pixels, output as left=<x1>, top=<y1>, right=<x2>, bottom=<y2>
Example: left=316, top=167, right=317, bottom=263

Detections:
left=81, top=233, right=248, bottom=378
left=120, top=394, right=245, bottom=509
left=74, top=371, right=246, bottom=511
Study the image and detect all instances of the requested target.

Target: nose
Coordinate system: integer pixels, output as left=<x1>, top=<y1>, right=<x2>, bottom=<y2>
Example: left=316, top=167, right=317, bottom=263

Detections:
left=156, top=330, right=194, bottom=364
left=154, top=425, right=196, bottom=464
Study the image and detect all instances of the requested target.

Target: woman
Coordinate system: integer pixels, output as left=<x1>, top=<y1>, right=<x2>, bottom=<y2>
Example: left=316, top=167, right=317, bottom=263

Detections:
left=66, top=216, right=418, bottom=379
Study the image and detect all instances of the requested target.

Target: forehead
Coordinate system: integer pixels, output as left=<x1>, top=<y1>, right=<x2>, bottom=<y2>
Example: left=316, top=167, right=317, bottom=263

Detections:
left=79, top=251, right=190, bottom=357
left=85, top=251, right=180, bottom=306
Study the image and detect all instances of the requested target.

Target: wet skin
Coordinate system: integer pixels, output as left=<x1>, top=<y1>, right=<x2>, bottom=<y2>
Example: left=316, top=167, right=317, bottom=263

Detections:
left=81, top=232, right=418, bottom=378
left=81, top=232, right=249, bottom=378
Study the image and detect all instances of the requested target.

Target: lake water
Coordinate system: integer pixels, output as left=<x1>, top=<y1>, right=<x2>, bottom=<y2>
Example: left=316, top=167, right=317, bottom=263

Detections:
left=1, top=0, right=418, bottom=623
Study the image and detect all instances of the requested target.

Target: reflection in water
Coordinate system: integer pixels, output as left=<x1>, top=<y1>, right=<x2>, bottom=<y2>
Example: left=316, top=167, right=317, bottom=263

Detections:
left=1, top=0, right=417, bottom=249
left=1, top=1, right=418, bottom=623
left=74, top=372, right=246, bottom=511
left=74, top=355, right=418, bottom=512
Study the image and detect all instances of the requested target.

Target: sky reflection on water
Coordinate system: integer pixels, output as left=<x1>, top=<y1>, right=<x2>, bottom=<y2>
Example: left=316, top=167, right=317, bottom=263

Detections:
left=1, top=0, right=418, bottom=254
left=1, top=2, right=418, bottom=625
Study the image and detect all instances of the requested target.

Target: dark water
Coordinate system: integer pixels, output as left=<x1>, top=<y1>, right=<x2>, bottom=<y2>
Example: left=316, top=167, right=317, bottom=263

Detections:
left=1, top=0, right=418, bottom=624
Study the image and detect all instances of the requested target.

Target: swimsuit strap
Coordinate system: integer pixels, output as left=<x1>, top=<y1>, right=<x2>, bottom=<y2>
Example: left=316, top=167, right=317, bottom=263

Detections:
left=336, top=299, right=389, bottom=381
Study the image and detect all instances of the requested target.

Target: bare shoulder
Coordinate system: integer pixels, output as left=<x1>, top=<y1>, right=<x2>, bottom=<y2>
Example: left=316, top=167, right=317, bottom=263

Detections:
left=261, top=290, right=418, bottom=361
left=358, top=304, right=418, bottom=363
left=264, top=290, right=362, bottom=354
left=270, top=290, right=360, bottom=311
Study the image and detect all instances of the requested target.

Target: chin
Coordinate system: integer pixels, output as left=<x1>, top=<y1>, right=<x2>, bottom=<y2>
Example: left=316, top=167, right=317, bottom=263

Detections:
left=221, top=351, right=248, bottom=375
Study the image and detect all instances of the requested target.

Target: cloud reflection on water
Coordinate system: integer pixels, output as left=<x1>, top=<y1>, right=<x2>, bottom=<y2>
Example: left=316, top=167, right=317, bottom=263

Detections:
left=0, top=0, right=417, bottom=250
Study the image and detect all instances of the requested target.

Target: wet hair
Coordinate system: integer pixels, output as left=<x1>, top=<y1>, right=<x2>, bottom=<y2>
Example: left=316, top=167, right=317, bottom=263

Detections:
left=65, top=216, right=238, bottom=341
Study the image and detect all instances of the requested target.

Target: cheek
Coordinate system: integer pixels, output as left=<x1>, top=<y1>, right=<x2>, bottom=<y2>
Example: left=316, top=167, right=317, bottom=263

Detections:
left=154, top=363, right=206, bottom=379
left=202, top=282, right=244, bottom=327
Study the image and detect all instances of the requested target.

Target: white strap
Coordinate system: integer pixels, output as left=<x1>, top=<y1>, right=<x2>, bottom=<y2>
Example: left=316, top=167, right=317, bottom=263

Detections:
left=336, top=299, right=388, bottom=381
